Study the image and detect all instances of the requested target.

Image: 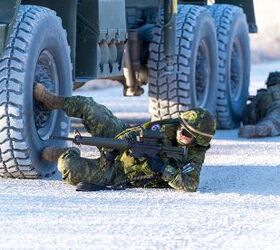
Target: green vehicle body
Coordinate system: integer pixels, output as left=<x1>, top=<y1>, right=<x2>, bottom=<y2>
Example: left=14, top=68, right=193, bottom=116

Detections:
left=0, top=0, right=257, bottom=83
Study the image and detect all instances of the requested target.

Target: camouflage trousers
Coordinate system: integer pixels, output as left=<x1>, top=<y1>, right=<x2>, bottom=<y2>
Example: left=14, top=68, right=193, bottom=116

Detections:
left=57, top=96, right=128, bottom=185
left=239, top=104, right=280, bottom=138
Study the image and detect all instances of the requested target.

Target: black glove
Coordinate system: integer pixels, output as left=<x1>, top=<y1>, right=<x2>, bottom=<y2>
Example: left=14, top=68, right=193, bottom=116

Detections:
left=103, top=149, right=119, bottom=162
left=147, top=157, right=165, bottom=173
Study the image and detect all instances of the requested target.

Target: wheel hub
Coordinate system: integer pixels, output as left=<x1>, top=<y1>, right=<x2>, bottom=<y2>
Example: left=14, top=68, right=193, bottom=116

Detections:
left=195, top=39, right=210, bottom=107
left=230, top=39, right=243, bottom=101
left=33, top=50, right=59, bottom=140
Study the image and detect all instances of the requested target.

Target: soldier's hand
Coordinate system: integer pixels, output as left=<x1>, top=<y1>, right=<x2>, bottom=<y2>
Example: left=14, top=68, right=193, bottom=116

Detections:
left=147, top=157, right=165, bottom=173
left=103, top=149, right=119, bottom=162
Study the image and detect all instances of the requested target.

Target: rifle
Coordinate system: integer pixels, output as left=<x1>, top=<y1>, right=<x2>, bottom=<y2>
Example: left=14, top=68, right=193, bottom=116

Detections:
left=50, top=129, right=187, bottom=162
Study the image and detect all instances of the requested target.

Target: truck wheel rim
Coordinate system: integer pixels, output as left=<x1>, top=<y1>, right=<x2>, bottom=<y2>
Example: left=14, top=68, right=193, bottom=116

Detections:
left=195, top=39, right=210, bottom=107
left=230, top=39, right=243, bottom=101
left=33, top=49, right=59, bottom=140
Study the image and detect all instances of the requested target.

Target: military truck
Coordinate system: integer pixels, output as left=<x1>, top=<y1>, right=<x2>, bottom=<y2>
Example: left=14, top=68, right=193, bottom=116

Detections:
left=0, top=0, right=257, bottom=178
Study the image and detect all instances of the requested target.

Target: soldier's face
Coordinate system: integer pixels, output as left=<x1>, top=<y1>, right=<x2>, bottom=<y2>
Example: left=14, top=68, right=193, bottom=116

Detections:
left=176, top=125, right=194, bottom=146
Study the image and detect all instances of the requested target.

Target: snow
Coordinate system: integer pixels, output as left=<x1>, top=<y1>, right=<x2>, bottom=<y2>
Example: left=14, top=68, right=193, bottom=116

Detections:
left=1, top=62, right=280, bottom=249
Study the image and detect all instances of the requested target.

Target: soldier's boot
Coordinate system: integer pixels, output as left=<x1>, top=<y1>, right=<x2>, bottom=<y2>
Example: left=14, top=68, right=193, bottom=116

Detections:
left=254, top=125, right=272, bottom=137
left=238, top=125, right=272, bottom=138
left=34, top=83, right=65, bottom=110
left=41, top=146, right=68, bottom=162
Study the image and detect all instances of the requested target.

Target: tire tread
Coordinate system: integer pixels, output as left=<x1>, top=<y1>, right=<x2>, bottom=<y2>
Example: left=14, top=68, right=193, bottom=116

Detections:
left=0, top=5, right=68, bottom=178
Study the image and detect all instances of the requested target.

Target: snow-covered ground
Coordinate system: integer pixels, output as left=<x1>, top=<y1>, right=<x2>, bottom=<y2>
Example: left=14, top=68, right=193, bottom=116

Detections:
left=1, top=62, right=280, bottom=249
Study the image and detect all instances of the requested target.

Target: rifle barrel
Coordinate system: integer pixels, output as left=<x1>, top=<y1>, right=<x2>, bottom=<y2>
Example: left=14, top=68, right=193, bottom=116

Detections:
left=49, top=135, right=73, bottom=141
left=75, top=136, right=130, bottom=150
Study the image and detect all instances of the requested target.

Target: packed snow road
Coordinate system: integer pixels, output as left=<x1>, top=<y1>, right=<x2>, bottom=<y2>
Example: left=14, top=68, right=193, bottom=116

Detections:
left=1, top=61, right=280, bottom=249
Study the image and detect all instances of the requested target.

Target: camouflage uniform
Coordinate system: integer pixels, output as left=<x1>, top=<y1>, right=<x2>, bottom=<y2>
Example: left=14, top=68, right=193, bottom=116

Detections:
left=239, top=72, right=280, bottom=138
left=58, top=96, right=215, bottom=191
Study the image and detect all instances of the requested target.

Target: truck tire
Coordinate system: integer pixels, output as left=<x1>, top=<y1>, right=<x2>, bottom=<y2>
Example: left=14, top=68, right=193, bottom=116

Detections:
left=148, top=5, right=218, bottom=120
left=208, top=4, right=250, bottom=128
left=0, top=6, right=72, bottom=178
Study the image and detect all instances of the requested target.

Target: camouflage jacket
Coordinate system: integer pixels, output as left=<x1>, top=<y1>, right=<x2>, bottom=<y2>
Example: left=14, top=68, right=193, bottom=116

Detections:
left=114, top=118, right=209, bottom=192
left=243, top=84, right=280, bottom=124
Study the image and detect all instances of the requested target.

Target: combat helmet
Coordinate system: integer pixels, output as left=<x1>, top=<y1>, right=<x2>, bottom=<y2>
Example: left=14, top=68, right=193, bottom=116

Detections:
left=179, top=108, right=216, bottom=146
left=266, top=71, right=280, bottom=87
